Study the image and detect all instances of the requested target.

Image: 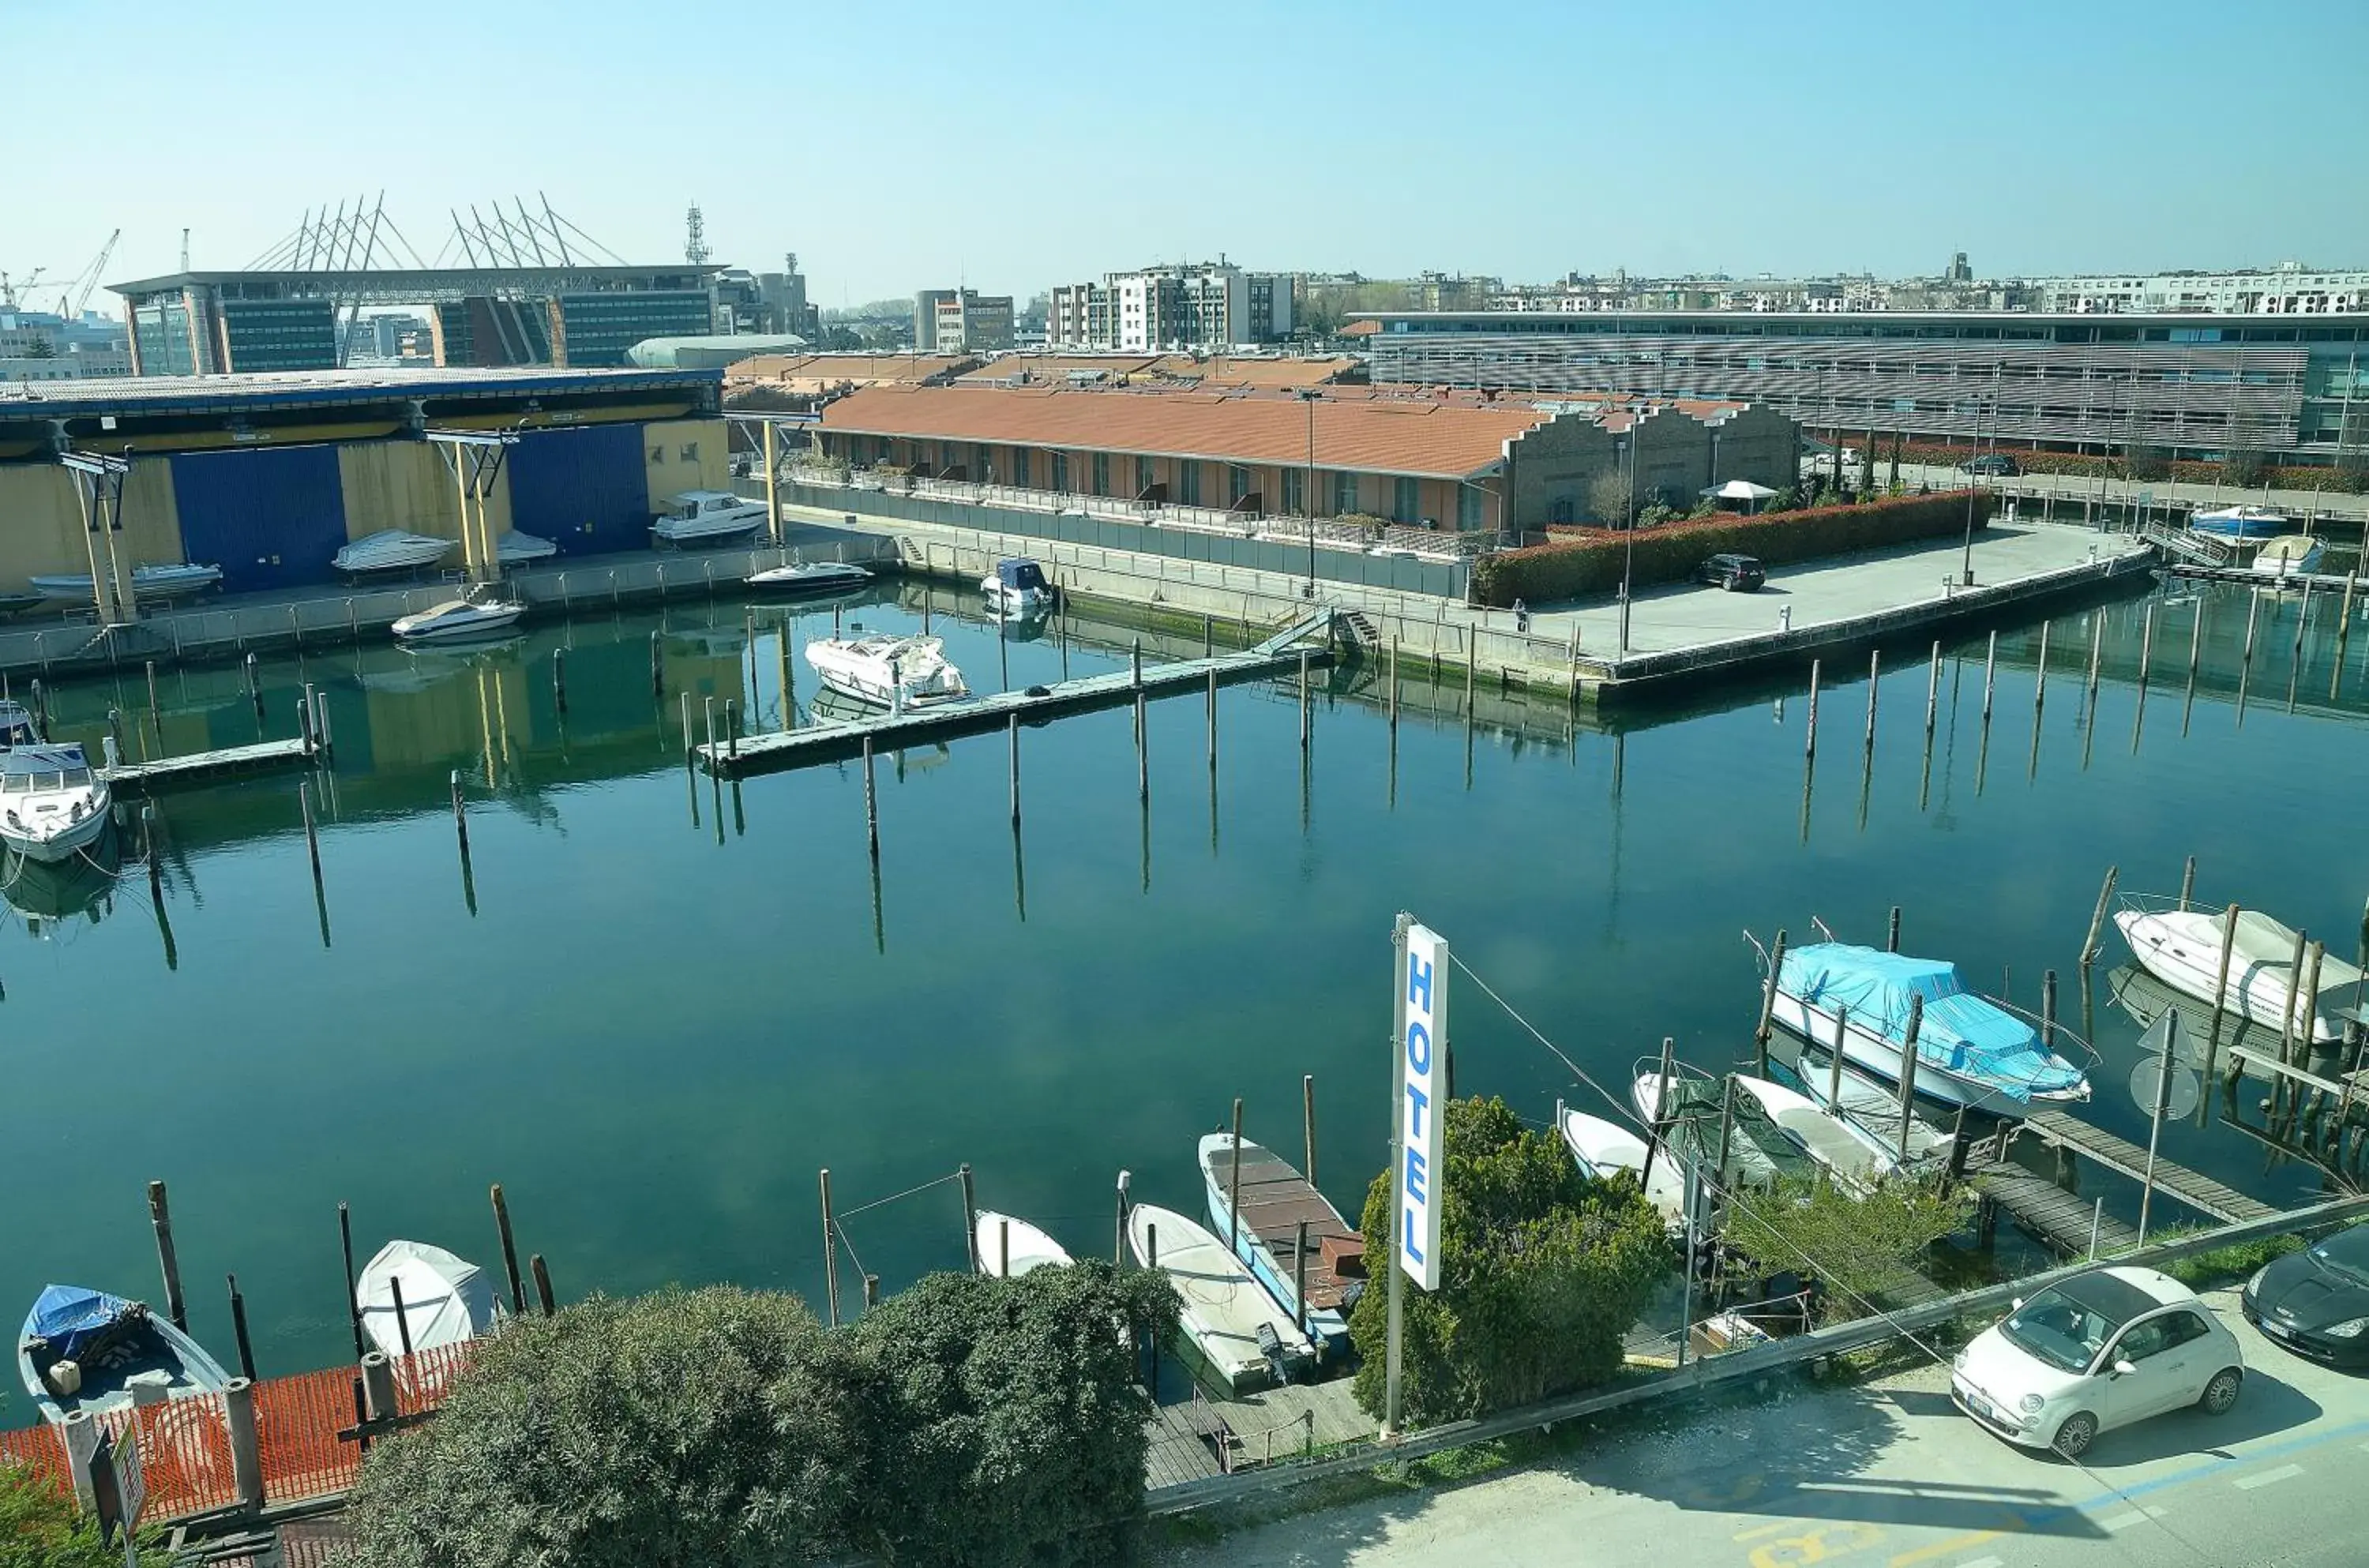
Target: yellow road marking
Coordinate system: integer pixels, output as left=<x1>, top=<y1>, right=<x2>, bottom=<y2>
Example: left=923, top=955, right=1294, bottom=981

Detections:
left=1734, top=1520, right=1798, bottom=1541
left=1888, top=1531, right=2002, bottom=1568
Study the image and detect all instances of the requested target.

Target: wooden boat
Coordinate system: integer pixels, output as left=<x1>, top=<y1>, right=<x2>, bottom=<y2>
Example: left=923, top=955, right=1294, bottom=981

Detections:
left=1127, top=1203, right=1315, bottom=1393
left=355, top=1240, right=503, bottom=1357
left=1198, top=1134, right=1360, bottom=1357
left=2113, top=898, right=2359, bottom=1045
left=1558, top=1105, right=1690, bottom=1229
left=17, top=1285, right=233, bottom=1424
left=973, top=1210, right=1071, bottom=1278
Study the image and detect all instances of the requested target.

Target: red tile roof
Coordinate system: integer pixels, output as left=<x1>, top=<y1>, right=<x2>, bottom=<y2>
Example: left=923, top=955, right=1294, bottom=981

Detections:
left=818, top=384, right=1549, bottom=479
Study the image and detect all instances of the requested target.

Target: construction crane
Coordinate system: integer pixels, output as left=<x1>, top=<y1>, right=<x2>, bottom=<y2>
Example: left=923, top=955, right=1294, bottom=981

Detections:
left=52, top=229, right=121, bottom=320
left=0, top=267, right=47, bottom=312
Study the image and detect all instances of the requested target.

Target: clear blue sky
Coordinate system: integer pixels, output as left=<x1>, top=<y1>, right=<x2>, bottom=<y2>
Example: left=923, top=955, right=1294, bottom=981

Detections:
left=12, top=0, right=2364, bottom=309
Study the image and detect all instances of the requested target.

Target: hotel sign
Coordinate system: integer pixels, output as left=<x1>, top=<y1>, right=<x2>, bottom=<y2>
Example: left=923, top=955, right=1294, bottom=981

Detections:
left=1398, top=922, right=1447, bottom=1291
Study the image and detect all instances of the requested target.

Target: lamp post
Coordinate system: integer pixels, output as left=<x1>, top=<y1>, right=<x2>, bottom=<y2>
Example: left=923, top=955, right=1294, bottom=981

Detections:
left=1618, top=423, right=1639, bottom=655
left=1960, top=361, right=2000, bottom=586
left=1297, top=388, right=1320, bottom=598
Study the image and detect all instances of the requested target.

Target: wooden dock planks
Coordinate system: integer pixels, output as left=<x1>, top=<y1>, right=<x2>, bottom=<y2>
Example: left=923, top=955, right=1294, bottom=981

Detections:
left=2022, top=1108, right=2276, bottom=1224
left=100, top=737, right=314, bottom=793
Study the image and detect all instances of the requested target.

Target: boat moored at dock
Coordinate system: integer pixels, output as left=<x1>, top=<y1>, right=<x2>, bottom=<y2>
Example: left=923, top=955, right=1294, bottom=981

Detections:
left=1127, top=1202, right=1316, bottom=1393
left=355, top=1240, right=503, bottom=1358
left=981, top=557, right=1055, bottom=617
left=746, top=558, right=874, bottom=595
left=803, top=632, right=969, bottom=711
left=2248, top=535, right=2326, bottom=579
left=2188, top=505, right=2288, bottom=544
left=1633, top=1066, right=1819, bottom=1192
left=973, top=1211, right=1072, bottom=1278
left=2113, top=898, right=2358, bottom=1046
left=0, top=700, right=36, bottom=748
left=0, top=745, right=110, bottom=864
left=392, top=584, right=528, bottom=644
left=1558, top=1105, right=1691, bottom=1228
left=1198, top=1133, right=1360, bottom=1358
left=17, top=1285, right=234, bottom=1424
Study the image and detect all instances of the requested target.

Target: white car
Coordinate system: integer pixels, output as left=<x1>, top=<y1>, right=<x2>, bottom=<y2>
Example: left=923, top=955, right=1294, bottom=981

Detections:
left=1950, top=1266, right=2243, bottom=1459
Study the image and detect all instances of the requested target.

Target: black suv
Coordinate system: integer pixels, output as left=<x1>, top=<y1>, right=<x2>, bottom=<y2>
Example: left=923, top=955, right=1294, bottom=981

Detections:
left=1696, top=553, right=1766, bottom=591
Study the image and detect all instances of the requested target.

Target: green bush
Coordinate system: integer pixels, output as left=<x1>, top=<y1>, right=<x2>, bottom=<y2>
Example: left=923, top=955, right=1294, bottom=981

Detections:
left=1474, top=490, right=1992, bottom=607
left=344, top=1267, right=1177, bottom=1568
left=1, top=1463, right=171, bottom=1568
left=1720, top=1173, right=1973, bottom=1322
left=1346, top=1097, right=1667, bottom=1425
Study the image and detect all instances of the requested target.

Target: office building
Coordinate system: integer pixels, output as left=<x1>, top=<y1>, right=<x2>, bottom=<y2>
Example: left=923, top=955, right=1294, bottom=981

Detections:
left=1049, top=262, right=1294, bottom=352
left=914, top=289, right=1015, bottom=353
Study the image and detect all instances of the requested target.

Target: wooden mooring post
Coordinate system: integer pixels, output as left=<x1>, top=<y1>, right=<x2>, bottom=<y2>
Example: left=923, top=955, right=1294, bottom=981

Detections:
left=2080, top=865, right=2119, bottom=967
left=1887, top=906, right=1902, bottom=953
left=1804, top=658, right=1820, bottom=760
left=1755, top=929, right=1789, bottom=1073
left=2241, top=591, right=2262, bottom=668
left=531, top=1255, right=556, bottom=1317
left=1981, top=631, right=1996, bottom=721
left=1303, top=1073, right=1318, bottom=1189
left=2203, top=902, right=2243, bottom=1086
left=1206, top=667, right=1218, bottom=772
left=1897, top=996, right=1925, bottom=1165
left=1299, top=650, right=1312, bottom=750
left=1863, top=649, right=1879, bottom=752
left=338, top=1202, right=366, bottom=1360
left=145, top=659, right=162, bottom=741
left=147, top=1180, right=186, bottom=1332
left=649, top=631, right=664, bottom=697
left=490, top=1183, right=527, bottom=1316
left=226, top=1274, right=257, bottom=1382
left=819, top=1168, right=841, bottom=1327
left=2179, top=855, right=2197, bottom=912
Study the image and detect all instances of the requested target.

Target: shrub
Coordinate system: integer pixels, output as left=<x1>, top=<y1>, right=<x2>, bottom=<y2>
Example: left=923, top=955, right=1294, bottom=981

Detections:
left=1474, top=490, right=1992, bottom=607
left=1, top=1461, right=172, bottom=1568
left=2123, top=443, right=2172, bottom=481
left=1346, top=1097, right=1667, bottom=1424
left=2220, top=447, right=2268, bottom=488
left=1720, top=1173, right=1974, bottom=1322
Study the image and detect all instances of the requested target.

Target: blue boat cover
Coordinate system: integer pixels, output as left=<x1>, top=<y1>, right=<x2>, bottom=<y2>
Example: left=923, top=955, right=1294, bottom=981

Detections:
left=995, top=559, right=1049, bottom=591
left=1780, top=943, right=2081, bottom=1101
left=23, top=1285, right=133, bottom=1362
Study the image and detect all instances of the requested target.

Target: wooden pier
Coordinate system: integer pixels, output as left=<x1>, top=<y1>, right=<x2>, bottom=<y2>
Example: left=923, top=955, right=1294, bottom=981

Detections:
left=1143, top=1380, right=1377, bottom=1488
left=2019, top=1107, right=2277, bottom=1224
left=1964, top=1156, right=2140, bottom=1257
left=695, top=611, right=1338, bottom=778
left=99, top=737, right=315, bottom=794
left=2160, top=560, right=2360, bottom=592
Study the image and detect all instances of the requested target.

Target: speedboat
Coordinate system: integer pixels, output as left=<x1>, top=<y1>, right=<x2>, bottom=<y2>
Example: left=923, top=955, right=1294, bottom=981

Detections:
left=495, top=530, right=559, bottom=566
left=973, top=1211, right=1072, bottom=1278
left=17, top=1285, right=233, bottom=1424
left=2189, top=505, right=2288, bottom=543
left=1199, top=1133, right=1360, bottom=1357
left=28, top=563, right=223, bottom=603
left=2113, top=899, right=2360, bottom=1045
left=1732, top=1073, right=1894, bottom=1188
left=804, top=633, right=969, bottom=711
left=746, top=558, right=873, bottom=594
left=1559, top=1105, right=1691, bottom=1229
left=1755, top=936, right=2093, bottom=1116
left=2249, top=535, right=2325, bottom=578
left=1632, top=1066, right=1819, bottom=1193
left=651, top=490, right=768, bottom=546
left=335, top=530, right=457, bottom=576
left=1126, top=1203, right=1316, bottom=1393
left=355, top=1239, right=503, bottom=1359
left=0, top=700, right=36, bottom=748
left=392, top=584, right=528, bottom=644
left=0, top=745, right=110, bottom=865
left=981, top=557, right=1055, bottom=616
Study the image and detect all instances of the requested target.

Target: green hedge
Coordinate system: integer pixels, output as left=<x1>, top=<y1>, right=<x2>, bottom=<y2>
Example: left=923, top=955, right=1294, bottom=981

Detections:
left=1474, top=490, right=1992, bottom=607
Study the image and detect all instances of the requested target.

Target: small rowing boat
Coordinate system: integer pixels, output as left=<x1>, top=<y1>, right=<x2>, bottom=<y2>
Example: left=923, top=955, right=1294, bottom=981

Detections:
left=1127, top=1203, right=1315, bottom=1393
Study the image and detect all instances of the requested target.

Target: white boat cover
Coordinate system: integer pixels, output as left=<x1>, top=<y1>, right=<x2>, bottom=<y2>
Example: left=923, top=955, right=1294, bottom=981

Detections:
left=1732, top=1075, right=1888, bottom=1184
left=355, top=1239, right=499, bottom=1356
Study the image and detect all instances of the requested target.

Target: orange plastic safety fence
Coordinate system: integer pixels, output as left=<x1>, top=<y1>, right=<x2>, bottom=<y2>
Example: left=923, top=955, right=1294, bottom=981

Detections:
left=252, top=1364, right=369, bottom=1504
left=0, top=1422, right=69, bottom=1497
left=123, top=1393, right=241, bottom=1518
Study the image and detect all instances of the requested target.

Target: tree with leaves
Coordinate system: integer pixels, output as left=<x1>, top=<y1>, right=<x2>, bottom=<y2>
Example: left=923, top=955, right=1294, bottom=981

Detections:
left=1, top=1462, right=171, bottom=1568
left=1347, top=1097, right=1668, bottom=1426
left=1719, top=1172, right=1973, bottom=1321
left=2219, top=446, right=2269, bottom=489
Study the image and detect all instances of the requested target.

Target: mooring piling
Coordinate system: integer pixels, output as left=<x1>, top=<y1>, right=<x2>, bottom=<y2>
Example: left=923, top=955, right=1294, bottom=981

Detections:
left=298, top=777, right=324, bottom=886
left=1887, top=906, right=1902, bottom=953
left=531, top=1255, right=556, bottom=1317
left=1864, top=648, right=1879, bottom=752
left=1228, top=1097, right=1245, bottom=1252
left=2042, top=968, right=2059, bottom=1048
left=1924, top=640, right=1941, bottom=733
left=553, top=648, right=568, bottom=715
left=959, top=1162, right=980, bottom=1272
left=679, top=690, right=693, bottom=762
left=2085, top=614, right=2104, bottom=718
left=1007, top=715, right=1021, bottom=827
left=2242, top=591, right=2262, bottom=667
left=1981, top=631, right=1996, bottom=720
left=2204, top=902, right=2243, bottom=1086
left=1206, top=667, right=1218, bottom=771
left=490, top=1183, right=526, bottom=1317
left=649, top=631, right=664, bottom=697
left=1302, top=1073, right=1318, bottom=1188
left=1135, top=688, right=1149, bottom=802
left=145, top=659, right=162, bottom=741
left=1299, top=650, right=1312, bottom=750
left=338, top=1202, right=365, bottom=1360
left=1804, top=658, right=1820, bottom=759
left=704, top=695, right=717, bottom=756
left=226, top=1274, right=257, bottom=1383
left=819, top=1168, right=840, bottom=1327
left=1755, top=928, right=1789, bottom=1071
left=2136, top=602, right=2157, bottom=695
left=387, top=1276, right=414, bottom=1356
left=2035, top=620, right=2051, bottom=712
left=1114, top=1170, right=1131, bottom=1265
left=146, top=1180, right=186, bottom=1332
left=1896, top=995, right=1925, bottom=1164
left=862, top=737, right=880, bottom=859
left=2179, top=855, right=2198, bottom=911
left=2080, top=865, right=2119, bottom=968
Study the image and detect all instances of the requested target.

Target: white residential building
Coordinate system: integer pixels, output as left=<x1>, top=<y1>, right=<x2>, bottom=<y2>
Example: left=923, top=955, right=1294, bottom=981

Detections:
left=1049, top=262, right=1292, bottom=351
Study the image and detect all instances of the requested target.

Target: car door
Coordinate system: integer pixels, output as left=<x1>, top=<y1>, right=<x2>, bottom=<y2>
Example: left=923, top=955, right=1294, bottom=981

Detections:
left=2146, top=1310, right=2217, bottom=1405
left=2098, top=1315, right=2179, bottom=1427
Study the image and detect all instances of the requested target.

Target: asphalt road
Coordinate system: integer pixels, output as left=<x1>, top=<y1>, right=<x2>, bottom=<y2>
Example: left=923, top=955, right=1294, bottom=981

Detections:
left=1161, top=1285, right=2367, bottom=1568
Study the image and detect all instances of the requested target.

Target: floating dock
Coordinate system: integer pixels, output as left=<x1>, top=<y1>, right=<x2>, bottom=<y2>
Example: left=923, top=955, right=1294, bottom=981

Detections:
left=2160, top=561, right=2363, bottom=592
left=696, top=610, right=1338, bottom=778
left=99, top=737, right=316, bottom=794
left=2018, top=1107, right=2277, bottom=1225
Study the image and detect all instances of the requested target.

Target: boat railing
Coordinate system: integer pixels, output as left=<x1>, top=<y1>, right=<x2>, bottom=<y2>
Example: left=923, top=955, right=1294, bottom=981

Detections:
left=2116, top=890, right=2197, bottom=918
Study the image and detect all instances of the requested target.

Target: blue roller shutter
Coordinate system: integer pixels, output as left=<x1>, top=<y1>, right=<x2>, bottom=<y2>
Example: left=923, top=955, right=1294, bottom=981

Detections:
left=505, top=424, right=651, bottom=554
left=169, top=446, right=348, bottom=593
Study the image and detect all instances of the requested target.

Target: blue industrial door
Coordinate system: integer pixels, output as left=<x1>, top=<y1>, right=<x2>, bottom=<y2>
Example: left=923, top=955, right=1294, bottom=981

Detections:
left=504, top=424, right=651, bottom=555
left=169, top=446, right=349, bottom=593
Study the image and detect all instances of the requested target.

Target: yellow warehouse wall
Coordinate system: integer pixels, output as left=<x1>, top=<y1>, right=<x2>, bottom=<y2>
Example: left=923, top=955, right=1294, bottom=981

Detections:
left=642, top=418, right=734, bottom=516
left=336, top=441, right=513, bottom=556
left=0, top=462, right=186, bottom=595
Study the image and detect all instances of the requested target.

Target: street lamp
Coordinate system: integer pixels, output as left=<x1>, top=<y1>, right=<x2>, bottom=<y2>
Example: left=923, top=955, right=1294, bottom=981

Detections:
left=1960, top=361, right=2001, bottom=586
left=1296, top=388, right=1321, bottom=598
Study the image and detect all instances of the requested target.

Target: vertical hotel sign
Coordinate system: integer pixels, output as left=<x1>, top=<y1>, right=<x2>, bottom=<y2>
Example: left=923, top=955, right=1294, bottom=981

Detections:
left=1398, top=921, right=1446, bottom=1290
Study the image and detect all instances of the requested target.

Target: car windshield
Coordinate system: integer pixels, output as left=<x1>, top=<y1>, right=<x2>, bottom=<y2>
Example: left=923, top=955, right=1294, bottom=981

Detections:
left=2308, top=1238, right=2369, bottom=1286
left=1998, top=1287, right=2118, bottom=1372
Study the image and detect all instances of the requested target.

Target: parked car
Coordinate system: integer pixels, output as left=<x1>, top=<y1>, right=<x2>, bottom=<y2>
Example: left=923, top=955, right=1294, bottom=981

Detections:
left=1695, top=553, right=1766, bottom=592
left=1951, top=1266, right=2243, bottom=1459
left=2242, top=1222, right=2369, bottom=1367
left=1960, top=453, right=2021, bottom=476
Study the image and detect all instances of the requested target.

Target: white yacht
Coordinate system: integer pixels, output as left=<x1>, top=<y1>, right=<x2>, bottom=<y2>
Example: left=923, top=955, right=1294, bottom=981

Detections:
left=392, top=584, right=528, bottom=644
left=335, top=530, right=457, bottom=576
left=0, top=745, right=111, bottom=865
left=28, top=563, right=223, bottom=603
left=2249, top=535, right=2325, bottom=578
left=651, top=490, right=768, bottom=546
left=496, top=530, right=559, bottom=566
left=803, top=633, right=969, bottom=711
left=981, top=557, right=1055, bottom=615
left=2114, top=901, right=2359, bottom=1045
left=745, top=559, right=873, bottom=594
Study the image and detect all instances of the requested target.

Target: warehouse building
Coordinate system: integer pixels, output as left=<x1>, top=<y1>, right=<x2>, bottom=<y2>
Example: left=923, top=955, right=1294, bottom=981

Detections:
left=0, top=366, right=728, bottom=595
left=813, top=384, right=1795, bottom=533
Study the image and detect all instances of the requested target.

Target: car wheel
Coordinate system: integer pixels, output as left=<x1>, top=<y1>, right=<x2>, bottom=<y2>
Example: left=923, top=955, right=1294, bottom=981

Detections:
left=2052, top=1411, right=2098, bottom=1459
left=2199, top=1367, right=2242, bottom=1415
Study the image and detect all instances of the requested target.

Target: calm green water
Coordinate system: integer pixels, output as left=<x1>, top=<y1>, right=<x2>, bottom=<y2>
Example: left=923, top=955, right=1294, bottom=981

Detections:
left=4, top=571, right=2366, bottom=1413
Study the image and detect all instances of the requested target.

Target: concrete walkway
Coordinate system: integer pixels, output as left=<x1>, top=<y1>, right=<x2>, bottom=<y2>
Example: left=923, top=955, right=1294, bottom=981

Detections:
left=1157, top=1285, right=2366, bottom=1568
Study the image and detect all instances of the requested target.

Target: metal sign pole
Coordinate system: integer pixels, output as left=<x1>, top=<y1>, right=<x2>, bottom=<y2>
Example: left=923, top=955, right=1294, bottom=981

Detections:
left=1383, top=911, right=1410, bottom=1439
left=2135, top=1011, right=2191, bottom=1247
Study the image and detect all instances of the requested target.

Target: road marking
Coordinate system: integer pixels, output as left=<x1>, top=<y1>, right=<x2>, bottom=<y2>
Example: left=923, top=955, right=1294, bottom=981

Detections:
left=1734, top=1521, right=1797, bottom=1542
left=1887, top=1531, right=1999, bottom=1567
left=2096, top=1506, right=2168, bottom=1532
left=2233, top=1462, right=2305, bottom=1491
left=1953, top=1559, right=2003, bottom=1568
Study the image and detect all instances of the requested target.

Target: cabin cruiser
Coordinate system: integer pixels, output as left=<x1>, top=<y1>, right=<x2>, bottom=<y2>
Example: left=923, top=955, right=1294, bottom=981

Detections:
left=651, top=490, right=767, bottom=545
left=17, top=1285, right=232, bottom=1424
left=334, top=530, right=457, bottom=576
left=495, top=530, right=559, bottom=566
left=392, top=583, right=528, bottom=644
left=2249, top=535, right=2325, bottom=578
left=0, top=745, right=110, bottom=864
left=2114, top=898, right=2360, bottom=1045
left=803, top=633, right=969, bottom=710
left=980, top=557, right=1055, bottom=616
left=28, top=563, right=223, bottom=603
left=745, top=558, right=873, bottom=594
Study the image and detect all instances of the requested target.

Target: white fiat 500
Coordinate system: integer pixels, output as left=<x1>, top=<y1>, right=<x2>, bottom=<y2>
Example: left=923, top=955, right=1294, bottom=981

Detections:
left=1951, top=1266, right=2244, bottom=1458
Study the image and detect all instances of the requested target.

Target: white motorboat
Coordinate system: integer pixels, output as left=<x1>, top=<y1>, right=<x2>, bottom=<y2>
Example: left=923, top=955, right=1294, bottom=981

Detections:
left=746, top=558, right=873, bottom=594
left=2189, top=505, right=2288, bottom=543
left=2248, top=535, right=2325, bottom=578
left=2113, top=900, right=2360, bottom=1045
left=1731, top=1073, right=1893, bottom=1188
left=1558, top=1105, right=1691, bottom=1229
left=981, top=557, right=1055, bottom=616
left=0, top=745, right=110, bottom=865
left=335, top=530, right=457, bottom=576
left=392, top=584, right=527, bottom=644
left=1199, top=1133, right=1359, bottom=1358
left=1796, top=1050, right=1955, bottom=1168
left=651, top=490, right=768, bottom=545
left=355, top=1239, right=503, bottom=1358
left=973, top=1211, right=1071, bottom=1278
left=1755, top=936, right=2093, bottom=1116
left=496, top=530, right=559, bottom=566
left=1127, top=1203, right=1315, bottom=1393
left=803, top=632, right=969, bottom=711
left=27, top=563, right=223, bottom=603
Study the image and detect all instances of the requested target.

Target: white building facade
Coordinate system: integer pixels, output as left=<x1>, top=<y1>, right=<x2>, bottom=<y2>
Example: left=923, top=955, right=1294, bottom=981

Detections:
left=1050, top=262, right=1293, bottom=351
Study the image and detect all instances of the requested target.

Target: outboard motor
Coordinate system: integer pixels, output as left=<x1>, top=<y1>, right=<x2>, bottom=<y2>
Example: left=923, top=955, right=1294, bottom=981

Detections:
left=1255, top=1322, right=1293, bottom=1386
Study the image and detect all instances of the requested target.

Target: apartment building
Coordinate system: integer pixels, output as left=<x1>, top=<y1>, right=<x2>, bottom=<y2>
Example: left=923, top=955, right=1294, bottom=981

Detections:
left=1049, top=262, right=1293, bottom=351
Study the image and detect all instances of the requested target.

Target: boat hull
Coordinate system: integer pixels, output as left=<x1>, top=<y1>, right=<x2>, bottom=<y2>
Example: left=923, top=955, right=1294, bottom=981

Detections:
left=392, top=607, right=526, bottom=644
left=1127, top=1204, right=1314, bottom=1394
left=0, top=801, right=109, bottom=865
left=973, top=1211, right=1071, bottom=1277
left=2114, top=910, right=2337, bottom=1045
left=335, top=536, right=456, bottom=575
left=651, top=519, right=764, bottom=546
left=1196, top=1142, right=1352, bottom=1358
left=1558, top=1108, right=1691, bottom=1228
left=18, top=1297, right=234, bottom=1425
left=1766, top=994, right=2087, bottom=1116
left=747, top=563, right=873, bottom=594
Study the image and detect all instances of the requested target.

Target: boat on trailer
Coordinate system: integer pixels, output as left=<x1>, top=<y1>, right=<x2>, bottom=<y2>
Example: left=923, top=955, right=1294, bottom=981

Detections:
left=28, top=563, right=223, bottom=603
left=335, top=530, right=456, bottom=576
left=17, top=1285, right=233, bottom=1425
left=1198, top=1133, right=1360, bottom=1358
left=2113, top=897, right=2360, bottom=1045
left=651, top=490, right=768, bottom=545
left=1751, top=932, right=2093, bottom=1116
left=1127, top=1203, right=1316, bottom=1393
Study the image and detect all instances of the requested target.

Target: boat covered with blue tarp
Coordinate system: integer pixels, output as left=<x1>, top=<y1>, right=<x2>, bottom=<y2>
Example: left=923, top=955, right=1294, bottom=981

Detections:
left=17, top=1283, right=235, bottom=1424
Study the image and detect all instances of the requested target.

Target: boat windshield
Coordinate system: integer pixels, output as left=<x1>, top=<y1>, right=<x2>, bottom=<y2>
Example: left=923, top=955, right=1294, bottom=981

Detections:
left=3, top=767, right=88, bottom=792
